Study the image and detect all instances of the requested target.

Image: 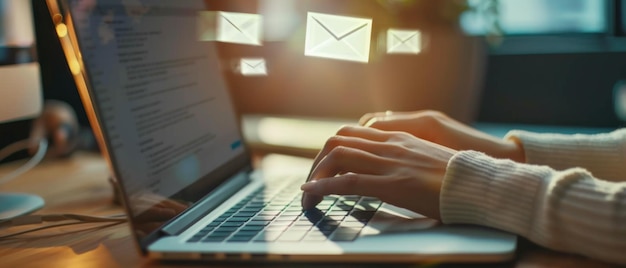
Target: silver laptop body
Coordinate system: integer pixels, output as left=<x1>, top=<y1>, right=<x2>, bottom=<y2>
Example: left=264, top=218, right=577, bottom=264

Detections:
left=46, top=0, right=516, bottom=263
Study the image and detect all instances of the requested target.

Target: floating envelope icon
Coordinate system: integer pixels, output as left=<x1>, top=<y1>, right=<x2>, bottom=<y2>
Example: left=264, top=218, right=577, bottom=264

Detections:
left=241, top=58, right=268, bottom=76
left=217, top=12, right=263, bottom=46
left=304, top=12, right=372, bottom=63
left=387, top=29, right=421, bottom=54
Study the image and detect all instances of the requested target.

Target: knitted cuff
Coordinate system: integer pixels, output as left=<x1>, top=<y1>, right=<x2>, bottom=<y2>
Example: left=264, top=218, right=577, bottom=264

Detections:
left=505, top=129, right=626, bottom=181
left=440, top=150, right=553, bottom=237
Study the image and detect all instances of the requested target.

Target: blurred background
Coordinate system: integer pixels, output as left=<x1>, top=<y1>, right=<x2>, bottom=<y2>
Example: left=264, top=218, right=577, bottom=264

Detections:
left=207, top=0, right=626, bottom=127
left=2, top=0, right=626, bottom=158
left=469, top=0, right=626, bottom=127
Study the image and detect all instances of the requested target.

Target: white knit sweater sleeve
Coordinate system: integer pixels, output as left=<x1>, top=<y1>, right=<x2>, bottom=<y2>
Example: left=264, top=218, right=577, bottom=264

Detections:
left=504, top=129, right=626, bottom=181
left=440, top=129, right=626, bottom=265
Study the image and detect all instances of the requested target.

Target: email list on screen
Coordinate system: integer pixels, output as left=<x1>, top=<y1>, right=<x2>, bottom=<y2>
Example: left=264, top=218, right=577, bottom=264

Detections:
left=73, top=0, right=244, bottom=215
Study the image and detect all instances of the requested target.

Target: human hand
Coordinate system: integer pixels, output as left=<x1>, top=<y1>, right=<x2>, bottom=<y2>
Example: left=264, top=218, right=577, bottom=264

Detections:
left=28, top=100, right=80, bottom=157
left=359, top=110, right=525, bottom=162
left=301, top=126, right=456, bottom=220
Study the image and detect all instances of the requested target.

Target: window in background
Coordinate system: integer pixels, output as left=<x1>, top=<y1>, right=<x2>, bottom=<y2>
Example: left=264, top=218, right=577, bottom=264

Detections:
left=461, top=0, right=607, bottom=35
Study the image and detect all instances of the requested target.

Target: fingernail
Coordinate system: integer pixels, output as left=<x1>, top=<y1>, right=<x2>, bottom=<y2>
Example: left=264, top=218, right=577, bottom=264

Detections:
left=300, top=181, right=317, bottom=191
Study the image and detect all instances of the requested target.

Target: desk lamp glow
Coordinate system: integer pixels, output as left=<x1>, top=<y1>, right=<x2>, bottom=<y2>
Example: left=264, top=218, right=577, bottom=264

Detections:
left=0, top=0, right=46, bottom=221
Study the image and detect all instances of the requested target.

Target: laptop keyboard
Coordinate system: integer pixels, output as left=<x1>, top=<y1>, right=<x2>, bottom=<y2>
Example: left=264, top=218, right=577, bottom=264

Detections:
left=186, top=180, right=382, bottom=243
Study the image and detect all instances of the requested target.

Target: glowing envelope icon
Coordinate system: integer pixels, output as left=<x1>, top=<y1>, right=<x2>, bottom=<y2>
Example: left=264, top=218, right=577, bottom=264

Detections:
left=387, top=29, right=421, bottom=54
left=240, top=58, right=267, bottom=76
left=217, top=11, right=263, bottom=46
left=304, top=12, right=372, bottom=63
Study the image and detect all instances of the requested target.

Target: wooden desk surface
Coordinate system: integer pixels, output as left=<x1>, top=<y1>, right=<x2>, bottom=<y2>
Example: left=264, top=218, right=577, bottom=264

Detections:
left=0, top=152, right=619, bottom=268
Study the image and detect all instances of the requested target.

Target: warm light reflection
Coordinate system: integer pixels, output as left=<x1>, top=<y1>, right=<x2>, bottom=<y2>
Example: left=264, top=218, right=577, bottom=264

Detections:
left=68, top=59, right=81, bottom=75
left=259, top=0, right=300, bottom=41
left=304, top=12, right=372, bottom=63
left=257, top=117, right=352, bottom=150
left=56, top=23, right=68, bottom=37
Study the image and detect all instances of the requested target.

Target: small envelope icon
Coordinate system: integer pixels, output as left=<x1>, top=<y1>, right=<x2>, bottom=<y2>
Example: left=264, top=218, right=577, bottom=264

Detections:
left=387, top=29, right=421, bottom=54
left=240, top=58, right=267, bottom=76
left=217, top=12, right=263, bottom=46
left=304, top=12, right=372, bottom=63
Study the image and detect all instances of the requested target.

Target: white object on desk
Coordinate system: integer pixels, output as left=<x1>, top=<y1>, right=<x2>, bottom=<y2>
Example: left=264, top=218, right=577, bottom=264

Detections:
left=0, top=63, right=42, bottom=123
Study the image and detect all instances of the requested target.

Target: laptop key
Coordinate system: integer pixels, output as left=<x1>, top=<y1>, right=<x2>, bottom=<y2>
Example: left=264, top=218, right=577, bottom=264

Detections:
left=340, top=221, right=366, bottom=228
left=213, top=226, right=238, bottom=233
left=247, top=220, right=270, bottom=226
left=316, top=224, right=338, bottom=232
left=349, top=211, right=376, bottom=223
left=228, top=236, right=253, bottom=242
left=331, top=227, right=361, bottom=242
left=277, top=231, right=306, bottom=242
left=197, top=228, right=213, bottom=234
left=202, top=234, right=229, bottom=242
left=253, top=231, right=283, bottom=242
left=240, top=225, right=265, bottom=232
left=233, top=211, right=257, bottom=218
left=267, top=221, right=291, bottom=226
left=228, top=231, right=260, bottom=242
left=228, top=216, right=250, bottom=222
left=330, top=233, right=360, bottom=241
left=187, top=235, right=203, bottom=242
left=206, top=222, right=220, bottom=228
left=280, top=211, right=303, bottom=216
left=214, top=216, right=230, bottom=221
left=221, top=221, right=244, bottom=227
left=293, top=220, right=314, bottom=227
left=302, top=209, right=324, bottom=223
left=303, top=232, right=328, bottom=242
left=287, top=225, right=312, bottom=231
left=275, top=215, right=299, bottom=221
left=326, top=210, right=349, bottom=217
left=239, top=207, right=262, bottom=213
left=258, top=211, right=281, bottom=217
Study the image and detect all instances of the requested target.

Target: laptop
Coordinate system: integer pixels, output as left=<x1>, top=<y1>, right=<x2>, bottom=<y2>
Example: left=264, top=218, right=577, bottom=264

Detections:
left=45, top=0, right=516, bottom=263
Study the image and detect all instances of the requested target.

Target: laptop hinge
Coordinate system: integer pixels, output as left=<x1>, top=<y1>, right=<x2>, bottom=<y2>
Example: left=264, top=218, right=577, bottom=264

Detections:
left=160, top=171, right=250, bottom=236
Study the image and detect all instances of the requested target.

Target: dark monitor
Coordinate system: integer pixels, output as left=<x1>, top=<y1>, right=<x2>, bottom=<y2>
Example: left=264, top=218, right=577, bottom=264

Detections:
left=462, top=0, right=625, bottom=54
left=472, top=0, right=626, bottom=127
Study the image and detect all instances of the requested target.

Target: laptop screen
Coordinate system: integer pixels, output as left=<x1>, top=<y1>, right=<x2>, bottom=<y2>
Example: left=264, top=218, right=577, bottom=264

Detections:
left=47, top=0, right=249, bottom=244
